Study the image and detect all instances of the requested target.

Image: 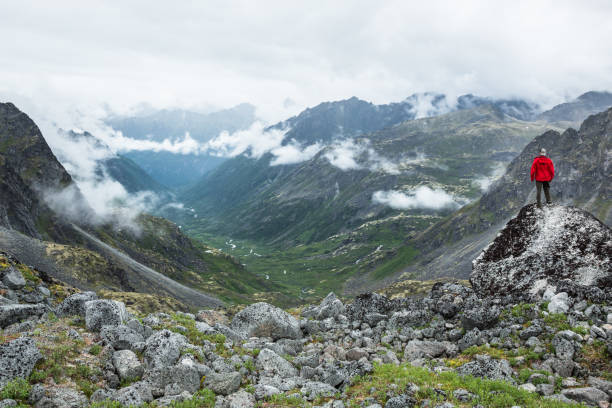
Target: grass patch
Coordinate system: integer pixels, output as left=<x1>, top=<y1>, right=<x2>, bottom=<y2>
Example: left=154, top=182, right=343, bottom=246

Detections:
left=345, top=363, right=587, bottom=407
left=1, top=377, right=31, bottom=401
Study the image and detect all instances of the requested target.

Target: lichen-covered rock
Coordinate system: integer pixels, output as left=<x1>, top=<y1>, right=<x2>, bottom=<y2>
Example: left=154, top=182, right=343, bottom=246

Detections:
left=0, top=337, right=42, bottom=387
left=202, top=372, right=242, bottom=396
left=0, top=303, right=45, bottom=328
left=456, top=354, right=514, bottom=382
left=223, top=389, right=256, bottom=408
left=230, top=302, right=301, bottom=340
left=461, top=305, right=500, bottom=330
left=346, top=293, right=395, bottom=321
left=34, top=387, right=88, bottom=408
left=84, top=300, right=127, bottom=332
left=143, top=329, right=186, bottom=370
left=300, top=381, right=337, bottom=400
left=101, top=325, right=145, bottom=351
left=256, top=348, right=298, bottom=377
left=112, top=350, right=143, bottom=381
left=471, top=205, right=612, bottom=300
left=404, top=340, right=448, bottom=361
left=57, top=292, right=98, bottom=317
left=562, top=387, right=609, bottom=405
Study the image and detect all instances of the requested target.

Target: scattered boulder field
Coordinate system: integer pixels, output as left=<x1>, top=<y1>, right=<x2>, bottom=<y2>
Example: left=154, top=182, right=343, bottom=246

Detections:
left=0, top=204, right=611, bottom=408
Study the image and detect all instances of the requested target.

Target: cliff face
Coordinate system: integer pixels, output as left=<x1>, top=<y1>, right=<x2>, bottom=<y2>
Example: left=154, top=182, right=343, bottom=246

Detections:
left=0, top=103, right=78, bottom=239
left=471, top=204, right=612, bottom=299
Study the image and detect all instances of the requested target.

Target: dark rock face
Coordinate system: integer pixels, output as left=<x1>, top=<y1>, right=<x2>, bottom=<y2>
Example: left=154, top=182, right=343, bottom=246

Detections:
left=471, top=204, right=612, bottom=301
left=0, top=102, right=84, bottom=238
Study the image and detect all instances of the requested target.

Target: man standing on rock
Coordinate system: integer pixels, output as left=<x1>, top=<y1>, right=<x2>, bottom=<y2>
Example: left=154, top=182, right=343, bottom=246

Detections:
left=530, top=148, right=554, bottom=208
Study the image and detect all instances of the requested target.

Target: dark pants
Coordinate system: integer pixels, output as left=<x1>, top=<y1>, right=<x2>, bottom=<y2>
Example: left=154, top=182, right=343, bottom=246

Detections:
left=536, top=181, right=551, bottom=207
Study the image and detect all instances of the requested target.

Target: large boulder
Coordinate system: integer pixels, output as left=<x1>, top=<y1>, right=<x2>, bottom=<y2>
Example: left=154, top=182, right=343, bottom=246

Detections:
left=101, top=325, right=145, bottom=351
left=0, top=337, right=42, bottom=387
left=0, top=303, right=45, bottom=328
left=202, top=372, right=242, bottom=396
left=230, top=302, right=301, bottom=340
left=84, top=300, right=127, bottom=332
left=57, top=292, right=98, bottom=317
left=143, top=330, right=187, bottom=370
left=471, top=205, right=612, bottom=300
left=112, top=350, right=144, bottom=381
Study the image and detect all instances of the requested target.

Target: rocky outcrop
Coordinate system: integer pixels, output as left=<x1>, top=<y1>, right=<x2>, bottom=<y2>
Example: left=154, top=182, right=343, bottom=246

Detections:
left=84, top=300, right=128, bottom=332
left=471, top=204, right=611, bottom=301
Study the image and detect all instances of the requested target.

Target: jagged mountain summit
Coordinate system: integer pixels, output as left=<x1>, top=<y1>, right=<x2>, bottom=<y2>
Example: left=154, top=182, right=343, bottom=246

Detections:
left=471, top=204, right=612, bottom=300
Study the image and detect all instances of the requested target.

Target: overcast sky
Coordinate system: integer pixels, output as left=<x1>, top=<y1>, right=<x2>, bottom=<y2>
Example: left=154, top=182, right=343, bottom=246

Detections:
left=1, top=0, right=612, bottom=122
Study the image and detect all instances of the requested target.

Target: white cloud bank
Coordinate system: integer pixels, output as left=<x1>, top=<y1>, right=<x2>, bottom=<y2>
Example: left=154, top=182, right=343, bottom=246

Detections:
left=323, top=139, right=400, bottom=174
left=372, top=186, right=466, bottom=210
left=472, top=162, right=507, bottom=192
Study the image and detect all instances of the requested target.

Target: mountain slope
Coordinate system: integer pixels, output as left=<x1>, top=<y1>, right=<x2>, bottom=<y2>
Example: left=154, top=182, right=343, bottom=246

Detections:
left=364, top=107, right=612, bottom=293
left=181, top=104, right=556, bottom=245
left=0, top=102, right=273, bottom=307
left=539, top=91, right=612, bottom=125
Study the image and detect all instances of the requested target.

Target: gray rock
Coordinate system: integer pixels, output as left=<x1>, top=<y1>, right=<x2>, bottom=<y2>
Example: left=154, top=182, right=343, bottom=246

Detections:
left=253, top=384, right=281, bottom=400
left=35, top=387, right=88, bottom=408
left=316, top=292, right=346, bottom=320
left=0, top=399, right=16, bottom=407
left=387, top=309, right=431, bottom=330
left=154, top=391, right=192, bottom=407
left=536, top=384, right=555, bottom=396
left=519, top=383, right=536, bottom=393
left=0, top=303, right=45, bottom=328
left=384, top=394, right=416, bottom=408
left=519, top=324, right=542, bottom=340
left=143, top=329, right=186, bottom=370
left=84, top=300, right=127, bottom=332
left=57, top=291, right=97, bottom=317
left=382, top=350, right=400, bottom=365
left=295, top=353, right=319, bottom=368
left=301, top=381, right=337, bottom=400
left=461, top=306, right=500, bottom=330
left=453, top=388, right=475, bottom=401
left=89, top=388, right=115, bottom=404
left=588, top=376, right=612, bottom=397
left=28, top=384, right=46, bottom=404
left=223, top=390, right=256, bottom=408
left=562, top=387, right=609, bottom=405
left=112, top=350, right=143, bottom=381
left=2, top=267, right=25, bottom=289
left=346, top=348, right=368, bottom=361
left=37, top=286, right=50, bottom=297
left=168, top=357, right=201, bottom=394
left=256, top=348, right=298, bottom=377
left=214, top=323, right=246, bottom=342
left=230, top=302, right=301, bottom=340
left=456, top=355, right=514, bottom=382
left=113, top=386, right=143, bottom=407
left=101, top=325, right=145, bottom=350
left=548, top=292, right=570, bottom=314
left=202, top=372, right=242, bottom=396
left=404, top=340, right=447, bottom=361
left=0, top=337, right=42, bottom=387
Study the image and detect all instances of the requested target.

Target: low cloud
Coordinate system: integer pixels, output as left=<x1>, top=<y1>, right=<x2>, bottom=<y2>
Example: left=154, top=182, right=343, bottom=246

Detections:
left=270, top=141, right=323, bottom=165
left=372, top=186, right=466, bottom=210
left=472, top=162, right=506, bottom=192
left=323, top=139, right=400, bottom=174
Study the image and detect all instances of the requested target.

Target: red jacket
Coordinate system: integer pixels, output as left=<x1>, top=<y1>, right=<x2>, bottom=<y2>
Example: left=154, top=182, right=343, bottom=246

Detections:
left=530, top=156, right=554, bottom=182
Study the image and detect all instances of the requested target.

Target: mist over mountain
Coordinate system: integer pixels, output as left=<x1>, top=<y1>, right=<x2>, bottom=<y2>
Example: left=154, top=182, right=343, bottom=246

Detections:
left=106, top=104, right=257, bottom=186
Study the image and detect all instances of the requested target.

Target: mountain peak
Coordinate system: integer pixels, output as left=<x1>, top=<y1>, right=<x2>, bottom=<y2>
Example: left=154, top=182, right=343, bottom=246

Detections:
left=471, top=204, right=611, bottom=301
